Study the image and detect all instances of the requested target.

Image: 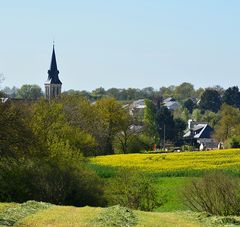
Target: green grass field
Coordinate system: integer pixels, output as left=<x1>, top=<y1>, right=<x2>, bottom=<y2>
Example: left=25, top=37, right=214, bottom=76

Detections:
left=1, top=201, right=239, bottom=226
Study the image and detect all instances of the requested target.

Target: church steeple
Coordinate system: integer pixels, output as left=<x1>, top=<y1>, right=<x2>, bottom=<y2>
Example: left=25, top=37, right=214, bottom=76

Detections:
left=45, top=45, right=62, bottom=100
left=47, top=45, right=62, bottom=84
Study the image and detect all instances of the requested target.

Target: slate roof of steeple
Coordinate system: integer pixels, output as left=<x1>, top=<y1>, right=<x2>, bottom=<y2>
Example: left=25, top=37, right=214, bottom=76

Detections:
left=46, top=45, right=62, bottom=84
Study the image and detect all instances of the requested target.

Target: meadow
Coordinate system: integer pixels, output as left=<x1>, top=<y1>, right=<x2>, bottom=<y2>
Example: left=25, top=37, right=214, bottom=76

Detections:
left=1, top=201, right=240, bottom=226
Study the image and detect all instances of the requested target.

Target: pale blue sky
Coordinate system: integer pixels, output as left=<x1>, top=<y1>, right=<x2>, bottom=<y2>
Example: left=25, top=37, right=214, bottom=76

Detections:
left=0, top=0, right=240, bottom=91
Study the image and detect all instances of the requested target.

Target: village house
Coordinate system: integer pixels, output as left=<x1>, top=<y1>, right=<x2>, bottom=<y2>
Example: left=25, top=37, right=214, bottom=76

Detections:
left=183, top=119, right=217, bottom=150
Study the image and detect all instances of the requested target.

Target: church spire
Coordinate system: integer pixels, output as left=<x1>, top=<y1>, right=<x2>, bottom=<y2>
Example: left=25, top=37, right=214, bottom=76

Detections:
left=47, top=45, right=62, bottom=84
left=45, top=44, right=62, bottom=100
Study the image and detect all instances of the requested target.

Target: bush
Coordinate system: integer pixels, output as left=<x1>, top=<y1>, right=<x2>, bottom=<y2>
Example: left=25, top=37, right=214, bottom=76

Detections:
left=115, top=134, right=154, bottom=154
left=182, top=172, right=240, bottom=216
left=92, top=205, right=137, bottom=227
left=181, top=145, right=194, bottom=151
left=229, top=136, right=240, bottom=148
left=105, top=168, right=161, bottom=211
left=0, top=157, right=106, bottom=207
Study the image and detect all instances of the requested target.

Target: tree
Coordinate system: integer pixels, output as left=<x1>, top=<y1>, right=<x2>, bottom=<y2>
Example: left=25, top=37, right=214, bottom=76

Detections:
left=202, top=111, right=219, bottom=128
left=199, top=89, right=222, bottom=113
left=92, top=87, right=106, bottom=100
left=30, top=99, right=96, bottom=157
left=183, top=172, right=240, bottom=216
left=144, top=99, right=158, bottom=141
left=114, top=114, right=136, bottom=153
left=159, top=86, right=175, bottom=98
left=16, top=84, right=43, bottom=100
left=141, top=87, right=155, bottom=99
left=155, top=106, right=175, bottom=145
left=183, top=99, right=196, bottom=114
left=2, top=86, right=18, bottom=98
left=214, top=104, right=240, bottom=142
left=192, top=109, right=202, bottom=121
left=105, top=169, right=161, bottom=211
left=174, top=82, right=195, bottom=101
left=222, top=86, right=240, bottom=108
left=180, top=108, right=190, bottom=122
left=95, top=97, right=129, bottom=154
left=0, top=102, right=38, bottom=159
left=174, top=118, right=187, bottom=145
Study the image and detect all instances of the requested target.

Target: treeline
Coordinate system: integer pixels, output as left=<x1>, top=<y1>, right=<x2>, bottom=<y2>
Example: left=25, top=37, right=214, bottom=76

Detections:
left=0, top=82, right=219, bottom=102
left=3, top=83, right=240, bottom=149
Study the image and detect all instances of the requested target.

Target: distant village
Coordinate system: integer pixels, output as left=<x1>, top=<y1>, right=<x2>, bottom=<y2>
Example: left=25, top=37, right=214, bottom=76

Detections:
left=1, top=45, right=239, bottom=152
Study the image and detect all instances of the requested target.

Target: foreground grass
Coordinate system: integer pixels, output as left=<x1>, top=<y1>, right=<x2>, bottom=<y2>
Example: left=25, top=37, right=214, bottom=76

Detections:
left=90, top=149, right=240, bottom=175
left=0, top=201, right=52, bottom=226
left=13, top=204, right=204, bottom=227
left=1, top=201, right=240, bottom=226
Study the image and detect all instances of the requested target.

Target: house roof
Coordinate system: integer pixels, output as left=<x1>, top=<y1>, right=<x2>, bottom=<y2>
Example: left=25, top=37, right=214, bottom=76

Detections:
left=164, top=101, right=180, bottom=110
left=163, top=97, right=176, bottom=103
left=184, top=123, right=213, bottom=139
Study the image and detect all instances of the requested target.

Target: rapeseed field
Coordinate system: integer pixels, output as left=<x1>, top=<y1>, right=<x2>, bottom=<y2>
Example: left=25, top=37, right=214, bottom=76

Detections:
left=91, top=149, right=240, bottom=173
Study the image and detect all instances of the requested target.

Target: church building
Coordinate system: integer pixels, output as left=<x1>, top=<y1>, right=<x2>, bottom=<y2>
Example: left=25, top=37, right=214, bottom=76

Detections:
left=45, top=45, right=62, bottom=100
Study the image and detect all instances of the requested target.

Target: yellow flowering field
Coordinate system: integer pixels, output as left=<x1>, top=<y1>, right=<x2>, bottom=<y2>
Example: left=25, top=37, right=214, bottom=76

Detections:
left=90, top=149, right=240, bottom=173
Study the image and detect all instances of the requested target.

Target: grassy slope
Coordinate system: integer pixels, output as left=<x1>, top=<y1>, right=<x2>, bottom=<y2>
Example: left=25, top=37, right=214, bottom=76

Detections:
left=156, top=177, right=189, bottom=212
left=0, top=203, right=17, bottom=213
left=16, top=205, right=204, bottom=227
left=1, top=202, right=239, bottom=226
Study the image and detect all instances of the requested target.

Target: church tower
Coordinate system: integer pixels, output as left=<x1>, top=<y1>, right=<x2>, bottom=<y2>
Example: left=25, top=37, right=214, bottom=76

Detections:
left=45, top=45, right=62, bottom=100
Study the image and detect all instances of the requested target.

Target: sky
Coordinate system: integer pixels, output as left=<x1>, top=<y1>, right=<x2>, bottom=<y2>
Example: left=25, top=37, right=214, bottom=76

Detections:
left=0, top=0, right=240, bottom=91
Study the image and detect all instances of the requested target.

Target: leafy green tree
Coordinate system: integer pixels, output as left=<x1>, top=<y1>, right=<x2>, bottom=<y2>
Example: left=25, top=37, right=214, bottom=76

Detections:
left=183, top=99, right=196, bottom=114
left=174, top=118, right=187, bottom=145
left=202, top=111, right=219, bottom=128
left=199, top=89, right=222, bottom=113
left=192, top=109, right=202, bottom=121
left=105, top=168, right=161, bottom=211
left=144, top=99, right=158, bottom=141
left=155, top=105, right=175, bottom=145
left=214, top=104, right=240, bottom=142
left=180, top=108, right=190, bottom=122
left=95, top=97, right=129, bottom=154
left=222, top=86, right=240, bottom=108
left=0, top=102, right=38, bottom=158
left=30, top=99, right=95, bottom=157
left=195, top=87, right=204, bottom=99
left=174, top=82, right=195, bottom=101
left=114, top=114, right=136, bottom=153
left=159, top=86, right=175, bottom=98
left=92, top=87, right=106, bottom=100
left=2, top=86, right=18, bottom=98
left=16, top=84, right=43, bottom=100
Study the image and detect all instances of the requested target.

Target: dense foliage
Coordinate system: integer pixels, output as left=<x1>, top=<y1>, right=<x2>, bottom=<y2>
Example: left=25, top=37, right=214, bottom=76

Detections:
left=183, top=172, right=240, bottom=216
left=0, top=100, right=107, bottom=206
left=105, top=169, right=160, bottom=211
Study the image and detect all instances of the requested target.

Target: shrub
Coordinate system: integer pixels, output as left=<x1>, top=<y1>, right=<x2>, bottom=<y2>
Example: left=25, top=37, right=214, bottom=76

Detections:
left=92, top=205, right=137, bottom=227
left=229, top=136, right=240, bottom=148
left=105, top=168, right=161, bottom=211
left=182, top=172, right=240, bottom=216
left=0, top=157, right=106, bottom=207
left=181, top=145, right=194, bottom=151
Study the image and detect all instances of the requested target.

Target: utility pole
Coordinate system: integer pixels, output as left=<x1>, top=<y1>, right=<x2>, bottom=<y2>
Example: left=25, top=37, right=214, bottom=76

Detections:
left=163, top=124, right=166, bottom=150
